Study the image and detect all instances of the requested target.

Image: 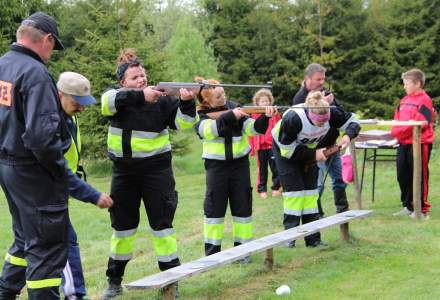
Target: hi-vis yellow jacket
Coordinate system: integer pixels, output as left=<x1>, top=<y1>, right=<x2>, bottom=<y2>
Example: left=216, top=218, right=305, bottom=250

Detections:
left=195, top=101, right=269, bottom=161
left=101, top=88, right=198, bottom=161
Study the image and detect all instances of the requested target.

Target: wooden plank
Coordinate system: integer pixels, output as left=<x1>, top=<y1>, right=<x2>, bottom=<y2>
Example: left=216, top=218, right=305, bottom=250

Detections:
left=126, top=210, right=372, bottom=290
left=412, top=126, right=422, bottom=219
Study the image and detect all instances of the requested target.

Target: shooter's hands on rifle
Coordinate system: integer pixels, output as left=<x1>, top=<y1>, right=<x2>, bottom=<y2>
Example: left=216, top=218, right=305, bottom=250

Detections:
left=179, top=88, right=194, bottom=101
left=143, top=86, right=163, bottom=103
left=315, top=148, right=327, bottom=161
left=265, top=106, right=278, bottom=117
left=338, top=135, right=351, bottom=151
left=232, top=108, right=249, bottom=120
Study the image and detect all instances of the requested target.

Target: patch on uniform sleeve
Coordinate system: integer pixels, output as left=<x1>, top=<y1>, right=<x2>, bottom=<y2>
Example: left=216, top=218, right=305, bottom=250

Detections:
left=0, top=81, right=13, bottom=107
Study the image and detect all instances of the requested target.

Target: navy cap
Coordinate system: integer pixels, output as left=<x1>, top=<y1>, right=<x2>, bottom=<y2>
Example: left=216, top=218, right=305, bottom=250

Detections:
left=21, top=12, right=64, bottom=50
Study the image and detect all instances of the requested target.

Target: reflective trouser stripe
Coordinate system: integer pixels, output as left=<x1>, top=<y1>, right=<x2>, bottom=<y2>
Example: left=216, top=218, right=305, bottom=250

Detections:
left=110, top=229, right=137, bottom=261
left=232, top=217, right=253, bottom=243
left=5, top=253, right=27, bottom=267
left=151, top=229, right=178, bottom=263
left=27, top=278, right=61, bottom=289
left=283, top=190, right=319, bottom=215
left=204, top=217, right=224, bottom=245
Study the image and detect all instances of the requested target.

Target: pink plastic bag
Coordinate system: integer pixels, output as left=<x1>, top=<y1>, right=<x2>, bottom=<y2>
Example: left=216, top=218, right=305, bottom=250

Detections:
left=341, top=149, right=353, bottom=184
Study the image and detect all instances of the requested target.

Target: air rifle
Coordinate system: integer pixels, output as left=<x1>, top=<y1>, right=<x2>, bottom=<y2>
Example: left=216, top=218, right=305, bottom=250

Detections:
left=203, top=105, right=337, bottom=120
left=154, top=82, right=272, bottom=96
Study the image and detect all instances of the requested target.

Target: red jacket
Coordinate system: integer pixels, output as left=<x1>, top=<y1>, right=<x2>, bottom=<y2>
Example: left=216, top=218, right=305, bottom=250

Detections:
left=391, top=90, right=435, bottom=144
left=249, top=113, right=281, bottom=155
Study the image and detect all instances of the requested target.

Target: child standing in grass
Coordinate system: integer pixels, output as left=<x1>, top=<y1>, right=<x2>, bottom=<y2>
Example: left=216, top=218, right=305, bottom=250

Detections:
left=249, top=89, right=282, bottom=199
left=391, top=68, right=435, bottom=220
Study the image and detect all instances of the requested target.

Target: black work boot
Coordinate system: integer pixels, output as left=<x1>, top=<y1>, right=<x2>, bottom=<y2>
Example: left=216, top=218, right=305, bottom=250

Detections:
left=334, top=189, right=349, bottom=213
left=101, top=277, right=123, bottom=300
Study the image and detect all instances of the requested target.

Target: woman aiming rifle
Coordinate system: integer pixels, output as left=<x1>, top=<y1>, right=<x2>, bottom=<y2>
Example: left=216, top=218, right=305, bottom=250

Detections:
left=100, top=48, right=197, bottom=299
left=194, top=77, right=277, bottom=261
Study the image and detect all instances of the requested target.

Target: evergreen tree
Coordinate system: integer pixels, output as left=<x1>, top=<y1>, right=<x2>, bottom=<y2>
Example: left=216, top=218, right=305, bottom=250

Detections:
left=164, top=16, right=218, bottom=81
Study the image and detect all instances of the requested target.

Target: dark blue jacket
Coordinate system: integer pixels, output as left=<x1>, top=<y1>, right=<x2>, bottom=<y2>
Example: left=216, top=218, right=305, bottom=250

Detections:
left=0, top=44, right=69, bottom=180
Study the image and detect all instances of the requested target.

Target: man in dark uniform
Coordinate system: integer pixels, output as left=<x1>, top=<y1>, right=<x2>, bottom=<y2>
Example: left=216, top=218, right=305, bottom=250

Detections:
left=292, top=63, right=349, bottom=216
left=0, top=12, right=70, bottom=300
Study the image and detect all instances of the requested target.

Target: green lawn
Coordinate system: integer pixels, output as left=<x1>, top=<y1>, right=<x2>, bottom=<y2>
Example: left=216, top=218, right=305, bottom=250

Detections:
left=1, top=133, right=439, bottom=299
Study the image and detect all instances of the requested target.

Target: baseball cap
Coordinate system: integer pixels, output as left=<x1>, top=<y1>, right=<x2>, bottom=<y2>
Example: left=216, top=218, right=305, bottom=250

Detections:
left=21, top=12, right=64, bottom=50
left=57, top=72, right=96, bottom=106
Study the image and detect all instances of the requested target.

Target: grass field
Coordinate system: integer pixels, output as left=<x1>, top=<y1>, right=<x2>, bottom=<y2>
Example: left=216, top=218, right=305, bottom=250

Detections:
left=1, top=132, right=439, bottom=300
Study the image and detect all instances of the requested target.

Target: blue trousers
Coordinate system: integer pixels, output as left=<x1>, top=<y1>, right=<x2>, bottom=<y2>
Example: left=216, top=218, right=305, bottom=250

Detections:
left=317, top=151, right=346, bottom=193
left=61, top=220, right=87, bottom=299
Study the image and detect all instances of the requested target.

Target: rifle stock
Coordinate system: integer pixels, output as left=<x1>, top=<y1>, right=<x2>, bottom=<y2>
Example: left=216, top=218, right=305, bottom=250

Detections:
left=203, top=105, right=336, bottom=120
left=304, top=144, right=341, bottom=171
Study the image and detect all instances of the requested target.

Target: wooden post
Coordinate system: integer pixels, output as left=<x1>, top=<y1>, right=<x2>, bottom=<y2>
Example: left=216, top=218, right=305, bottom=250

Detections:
left=162, top=283, right=177, bottom=300
left=264, top=248, right=274, bottom=270
left=340, top=223, right=350, bottom=241
left=412, top=125, right=422, bottom=220
left=349, top=140, right=363, bottom=209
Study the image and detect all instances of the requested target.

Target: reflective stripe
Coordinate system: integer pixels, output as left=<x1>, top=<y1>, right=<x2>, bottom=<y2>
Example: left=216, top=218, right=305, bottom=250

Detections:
left=283, top=191, right=304, bottom=197
left=232, top=217, right=253, bottom=241
left=5, top=253, right=27, bottom=267
left=204, top=238, right=222, bottom=246
left=113, top=228, right=137, bottom=238
left=232, top=216, right=252, bottom=224
left=132, top=145, right=171, bottom=158
left=175, top=108, right=198, bottom=130
left=202, top=137, right=250, bottom=160
left=110, top=253, right=133, bottom=261
left=157, top=253, right=179, bottom=263
left=107, top=126, right=171, bottom=158
left=132, top=129, right=169, bottom=139
left=340, top=113, right=359, bottom=131
left=27, top=278, right=61, bottom=289
left=284, top=208, right=303, bottom=216
left=303, top=208, right=320, bottom=214
left=204, top=217, right=225, bottom=224
left=110, top=228, right=136, bottom=260
left=151, top=228, right=175, bottom=238
left=151, top=228, right=177, bottom=256
left=242, top=118, right=257, bottom=136
left=101, top=89, right=117, bottom=116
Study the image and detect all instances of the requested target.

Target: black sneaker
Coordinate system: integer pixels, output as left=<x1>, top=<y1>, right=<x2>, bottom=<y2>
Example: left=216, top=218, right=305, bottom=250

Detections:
left=101, top=280, right=123, bottom=300
left=307, top=240, right=329, bottom=249
left=285, top=241, right=296, bottom=248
